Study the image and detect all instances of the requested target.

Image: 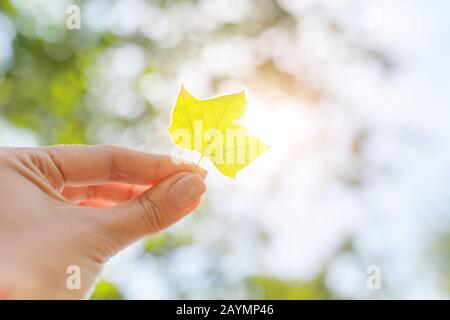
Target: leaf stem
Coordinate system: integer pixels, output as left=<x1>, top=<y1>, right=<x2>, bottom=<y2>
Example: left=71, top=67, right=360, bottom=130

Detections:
left=193, top=154, right=203, bottom=173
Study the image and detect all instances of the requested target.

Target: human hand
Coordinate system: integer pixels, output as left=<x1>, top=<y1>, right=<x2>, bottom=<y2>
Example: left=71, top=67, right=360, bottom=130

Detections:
left=0, top=145, right=206, bottom=299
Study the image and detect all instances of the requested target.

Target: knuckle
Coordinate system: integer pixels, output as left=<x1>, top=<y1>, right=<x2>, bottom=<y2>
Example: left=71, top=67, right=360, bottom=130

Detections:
left=136, top=196, right=168, bottom=232
left=33, top=149, right=66, bottom=190
left=0, top=147, right=32, bottom=170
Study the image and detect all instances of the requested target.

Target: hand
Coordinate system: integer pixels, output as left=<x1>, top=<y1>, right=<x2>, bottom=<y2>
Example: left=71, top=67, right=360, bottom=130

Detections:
left=0, top=145, right=206, bottom=299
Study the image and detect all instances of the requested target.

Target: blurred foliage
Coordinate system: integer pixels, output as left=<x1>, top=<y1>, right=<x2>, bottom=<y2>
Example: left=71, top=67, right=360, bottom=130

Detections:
left=0, top=0, right=387, bottom=146
left=245, top=274, right=331, bottom=300
left=432, top=231, right=450, bottom=293
left=0, top=0, right=123, bottom=145
left=143, top=232, right=194, bottom=257
left=2, top=35, right=86, bottom=144
left=90, top=280, right=124, bottom=300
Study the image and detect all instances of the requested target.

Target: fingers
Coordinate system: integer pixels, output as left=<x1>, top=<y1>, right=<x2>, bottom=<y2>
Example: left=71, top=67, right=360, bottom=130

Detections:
left=99, top=172, right=206, bottom=251
left=40, top=144, right=206, bottom=186
left=62, top=183, right=148, bottom=204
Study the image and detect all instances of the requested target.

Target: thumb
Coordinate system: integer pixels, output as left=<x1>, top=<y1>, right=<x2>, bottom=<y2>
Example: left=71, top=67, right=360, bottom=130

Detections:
left=102, top=171, right=206, bottom=251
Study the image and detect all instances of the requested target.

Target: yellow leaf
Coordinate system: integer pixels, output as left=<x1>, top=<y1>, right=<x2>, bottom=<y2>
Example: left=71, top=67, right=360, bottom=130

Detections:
left=168, top=86, right=269, bottom=178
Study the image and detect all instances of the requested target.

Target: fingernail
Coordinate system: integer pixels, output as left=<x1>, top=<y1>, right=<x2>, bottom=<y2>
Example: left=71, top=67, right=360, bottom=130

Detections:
left=169, top=173, right=206, bottom=208
left=198, top=169, right=208, bottom=179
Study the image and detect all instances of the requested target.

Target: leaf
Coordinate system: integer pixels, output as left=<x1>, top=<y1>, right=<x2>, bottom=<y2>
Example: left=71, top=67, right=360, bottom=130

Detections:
left=168, top=86, right=269, bottom=178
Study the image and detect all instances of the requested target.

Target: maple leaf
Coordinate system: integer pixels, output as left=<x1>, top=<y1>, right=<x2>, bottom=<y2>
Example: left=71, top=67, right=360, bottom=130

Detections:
left=168, top=86, right=269, bottom=178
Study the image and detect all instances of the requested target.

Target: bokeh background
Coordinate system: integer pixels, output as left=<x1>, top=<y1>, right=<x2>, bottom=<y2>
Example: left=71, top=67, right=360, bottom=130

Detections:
left=1, top=0, right=449, bottom=299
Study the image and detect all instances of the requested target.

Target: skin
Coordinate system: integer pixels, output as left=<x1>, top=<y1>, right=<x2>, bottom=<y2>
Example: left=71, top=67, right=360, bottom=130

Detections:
left=0, top=145, right=207, bottom=299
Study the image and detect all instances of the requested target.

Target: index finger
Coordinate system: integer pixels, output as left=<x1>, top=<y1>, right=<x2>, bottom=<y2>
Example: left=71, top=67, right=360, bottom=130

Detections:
left=41, top=144, right=206, bottom=186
